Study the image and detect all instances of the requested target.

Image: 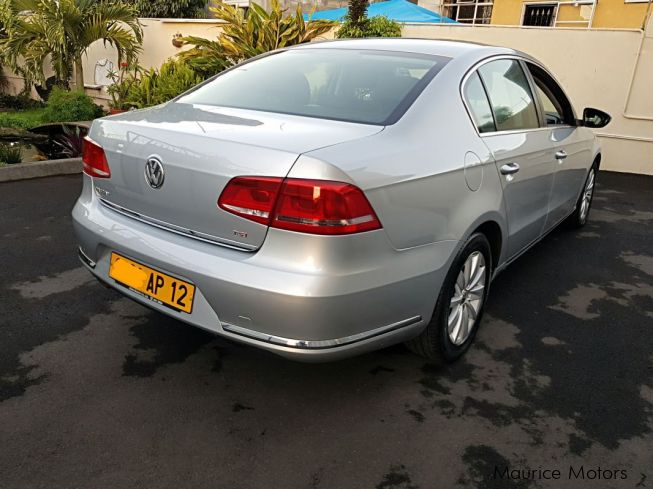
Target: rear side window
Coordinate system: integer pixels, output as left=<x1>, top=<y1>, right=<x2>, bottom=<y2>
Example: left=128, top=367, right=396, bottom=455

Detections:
left=178, top=49, right=450, bottom=125
left=478, top=59, right=540, bottom=131
left=463, top=72, right=495, bottom=133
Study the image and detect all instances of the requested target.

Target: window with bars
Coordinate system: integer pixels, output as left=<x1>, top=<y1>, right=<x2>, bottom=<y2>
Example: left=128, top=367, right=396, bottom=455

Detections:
left=522, top=4, right=556, bottom=26
left=442, top=0, right=493, bottom=24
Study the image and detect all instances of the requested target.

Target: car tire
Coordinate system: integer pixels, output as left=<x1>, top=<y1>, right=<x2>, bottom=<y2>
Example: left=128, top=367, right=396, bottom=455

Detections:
left=565, top=163, right=597, bottom=229
left=405, top=232, right=492, bottom=363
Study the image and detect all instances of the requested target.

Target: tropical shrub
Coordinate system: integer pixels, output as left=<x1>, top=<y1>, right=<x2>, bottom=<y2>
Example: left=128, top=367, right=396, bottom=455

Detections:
left=41, top=88, right=104, bottom=123
left=0, top=0, right=143, bottom=89
left=107, top=62, right=143, bottom=110
left=51, top=125, right=87, bottom=159
left=336, top=16, right=402, bottom=38
left=150, top=60, right=204, bottom=103
left=179, top=0, right=337, bottom=78
left=176, top=37, right=233, bottom=79
left=336, top=0, right=401, bottom=38
left=122, top=59, right=204, bottom=109
left=128, top=0, right=207, bottom=18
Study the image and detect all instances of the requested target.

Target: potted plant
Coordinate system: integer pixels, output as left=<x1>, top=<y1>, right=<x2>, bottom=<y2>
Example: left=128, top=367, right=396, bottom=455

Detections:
left=107, top=61, right=141, bottom=114
left=172, top=32, right=184, bottom=48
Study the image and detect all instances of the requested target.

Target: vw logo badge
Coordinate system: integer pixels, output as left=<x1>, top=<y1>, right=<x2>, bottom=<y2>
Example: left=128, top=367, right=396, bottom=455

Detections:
left=144, top=156, right=165, bottom=189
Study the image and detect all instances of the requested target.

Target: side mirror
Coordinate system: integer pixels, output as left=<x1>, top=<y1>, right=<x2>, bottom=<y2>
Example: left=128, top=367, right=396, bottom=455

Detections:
left=581, top=107, right=611, bottom=128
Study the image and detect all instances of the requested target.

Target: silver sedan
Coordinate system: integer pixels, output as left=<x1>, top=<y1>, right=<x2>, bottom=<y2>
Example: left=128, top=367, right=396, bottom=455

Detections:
left=73, top=39, right=611, bottom=362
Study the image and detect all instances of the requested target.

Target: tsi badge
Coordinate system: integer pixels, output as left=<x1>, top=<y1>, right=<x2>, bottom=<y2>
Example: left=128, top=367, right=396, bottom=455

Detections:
left=144, top=156, right=165, bottom=189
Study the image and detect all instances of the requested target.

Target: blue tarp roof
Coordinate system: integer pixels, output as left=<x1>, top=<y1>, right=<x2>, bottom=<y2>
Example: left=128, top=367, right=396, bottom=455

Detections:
left=304, top=0, right=457, bottom=23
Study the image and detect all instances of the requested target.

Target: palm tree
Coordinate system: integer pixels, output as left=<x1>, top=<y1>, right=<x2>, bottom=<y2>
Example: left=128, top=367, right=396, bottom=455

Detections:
left=348, top=0, right=369, bottom=27
left=0, top=0, right=143, bottom=90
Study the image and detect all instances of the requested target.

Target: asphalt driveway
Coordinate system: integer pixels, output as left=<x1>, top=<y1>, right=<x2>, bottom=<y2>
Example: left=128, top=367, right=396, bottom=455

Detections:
left=1, top=171, right=652, bottom=489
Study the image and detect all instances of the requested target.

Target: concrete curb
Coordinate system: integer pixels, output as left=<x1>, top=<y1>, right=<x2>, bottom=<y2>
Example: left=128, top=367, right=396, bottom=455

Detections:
left=0, top=158, right=82, bottom=183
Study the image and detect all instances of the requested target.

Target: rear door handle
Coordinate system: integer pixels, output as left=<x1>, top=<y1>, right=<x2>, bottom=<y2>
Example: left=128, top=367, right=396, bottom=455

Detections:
left=555, top=150, right=568, bottom=160
left=500, top=162, right=520, bottom=175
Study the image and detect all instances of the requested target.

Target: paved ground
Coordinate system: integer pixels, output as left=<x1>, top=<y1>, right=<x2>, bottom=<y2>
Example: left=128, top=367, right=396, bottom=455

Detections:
left=1, top=171, right=652, bottom=489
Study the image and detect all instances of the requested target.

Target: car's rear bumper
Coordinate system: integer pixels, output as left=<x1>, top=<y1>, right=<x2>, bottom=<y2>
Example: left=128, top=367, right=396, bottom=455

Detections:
left=72, top=175, right=457, bottom=361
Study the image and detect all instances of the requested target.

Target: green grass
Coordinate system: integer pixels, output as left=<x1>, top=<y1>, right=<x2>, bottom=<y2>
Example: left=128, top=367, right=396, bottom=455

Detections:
left=0, top=108, right=47, bottom=130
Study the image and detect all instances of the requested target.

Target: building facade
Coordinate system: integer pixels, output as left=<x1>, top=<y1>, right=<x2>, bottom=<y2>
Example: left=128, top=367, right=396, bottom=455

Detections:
left=235, top=0, right=650, bottom=29
left=424, top=0, right=652, bottom=28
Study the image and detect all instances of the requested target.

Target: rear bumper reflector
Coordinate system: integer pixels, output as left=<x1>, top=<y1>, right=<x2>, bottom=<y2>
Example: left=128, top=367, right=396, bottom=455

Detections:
left=78, top=247, right=96, bottom=268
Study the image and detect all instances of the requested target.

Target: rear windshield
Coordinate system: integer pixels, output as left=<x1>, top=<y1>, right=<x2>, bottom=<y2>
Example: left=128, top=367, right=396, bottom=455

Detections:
left=177, top=48, right=450, bottom=125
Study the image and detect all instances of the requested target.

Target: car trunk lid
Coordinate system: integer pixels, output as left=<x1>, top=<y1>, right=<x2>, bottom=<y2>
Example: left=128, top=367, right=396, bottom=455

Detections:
left=89, top=103, right=382, bottom=250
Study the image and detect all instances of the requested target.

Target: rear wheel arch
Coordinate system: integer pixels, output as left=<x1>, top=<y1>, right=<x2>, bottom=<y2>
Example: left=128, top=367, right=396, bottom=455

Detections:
left=572, top=153, right=601, bottom=204
left=405, top=231, right=492, bottom=362
left=471, top=220, right=503, bottom=272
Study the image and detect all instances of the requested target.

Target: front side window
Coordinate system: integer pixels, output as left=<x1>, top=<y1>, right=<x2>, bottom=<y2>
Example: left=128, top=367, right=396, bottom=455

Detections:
left=178, top=49, right=450, bottom=125
left=534, top=84, right=562, bottom=124
left=478, top=59, right=540, bottom=132
left=463, top=72, right=495, bottom=133
left=525, top=62, right=575, bottom=126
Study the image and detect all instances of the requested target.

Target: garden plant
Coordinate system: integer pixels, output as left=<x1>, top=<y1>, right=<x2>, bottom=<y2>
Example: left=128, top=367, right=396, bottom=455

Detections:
left=0, top=0, right=143, bottom=90
left=179, top=0, right=337, bottom=78
left=336, top=0, right=402, bottom=38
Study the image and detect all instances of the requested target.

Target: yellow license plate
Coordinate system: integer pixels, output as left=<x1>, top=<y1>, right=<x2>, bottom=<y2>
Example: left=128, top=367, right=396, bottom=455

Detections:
left=109, top=252, right=195, bottom=314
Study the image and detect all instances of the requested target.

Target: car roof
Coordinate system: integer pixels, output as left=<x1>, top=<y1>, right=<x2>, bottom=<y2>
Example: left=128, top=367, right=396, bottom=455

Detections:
left=289, top=38, right=516, bottom=60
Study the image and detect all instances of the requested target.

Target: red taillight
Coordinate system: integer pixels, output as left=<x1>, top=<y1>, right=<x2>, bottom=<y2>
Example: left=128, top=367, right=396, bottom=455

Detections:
left=218, top=176, right=283, bottom=225
left=82, top=137, right=110, bottom=178
left=272, top=179, right=381, bottom=235
left=218, top=177, right=382, bottom=235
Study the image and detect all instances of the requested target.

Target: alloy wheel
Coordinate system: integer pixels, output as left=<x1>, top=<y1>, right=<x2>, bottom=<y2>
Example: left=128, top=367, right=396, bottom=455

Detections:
left=579, top=169, right=595, bottom=223
left=448, top=251, right=486, bottom=346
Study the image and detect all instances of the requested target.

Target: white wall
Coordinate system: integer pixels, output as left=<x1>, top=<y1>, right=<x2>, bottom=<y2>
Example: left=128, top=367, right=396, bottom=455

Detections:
left=401, top=20, right=653, bottom=174
left=81, top=19, right=226, bottom=104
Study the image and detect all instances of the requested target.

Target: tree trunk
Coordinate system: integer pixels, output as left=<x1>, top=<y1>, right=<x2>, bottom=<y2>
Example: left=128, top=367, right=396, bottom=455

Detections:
left=348, top=0, right=368, bottom=26
left=74, top=57, right=84, bottom=91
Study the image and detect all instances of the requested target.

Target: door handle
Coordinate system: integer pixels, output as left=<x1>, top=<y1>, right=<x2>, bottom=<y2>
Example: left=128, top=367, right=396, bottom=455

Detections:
left=500, top=162, right=520, bottom=175
left=555, top=150, right=568, bottom=160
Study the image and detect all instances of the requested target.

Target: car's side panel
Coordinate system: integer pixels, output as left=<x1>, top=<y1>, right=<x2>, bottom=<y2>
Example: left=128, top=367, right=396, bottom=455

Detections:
left=303, top=58, right=507, bottom=254
left=482, top=131, right=555, bottom=259
left=519, top=60, right=595, bottom=232
left=543, top=127, right=594, bottom=230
